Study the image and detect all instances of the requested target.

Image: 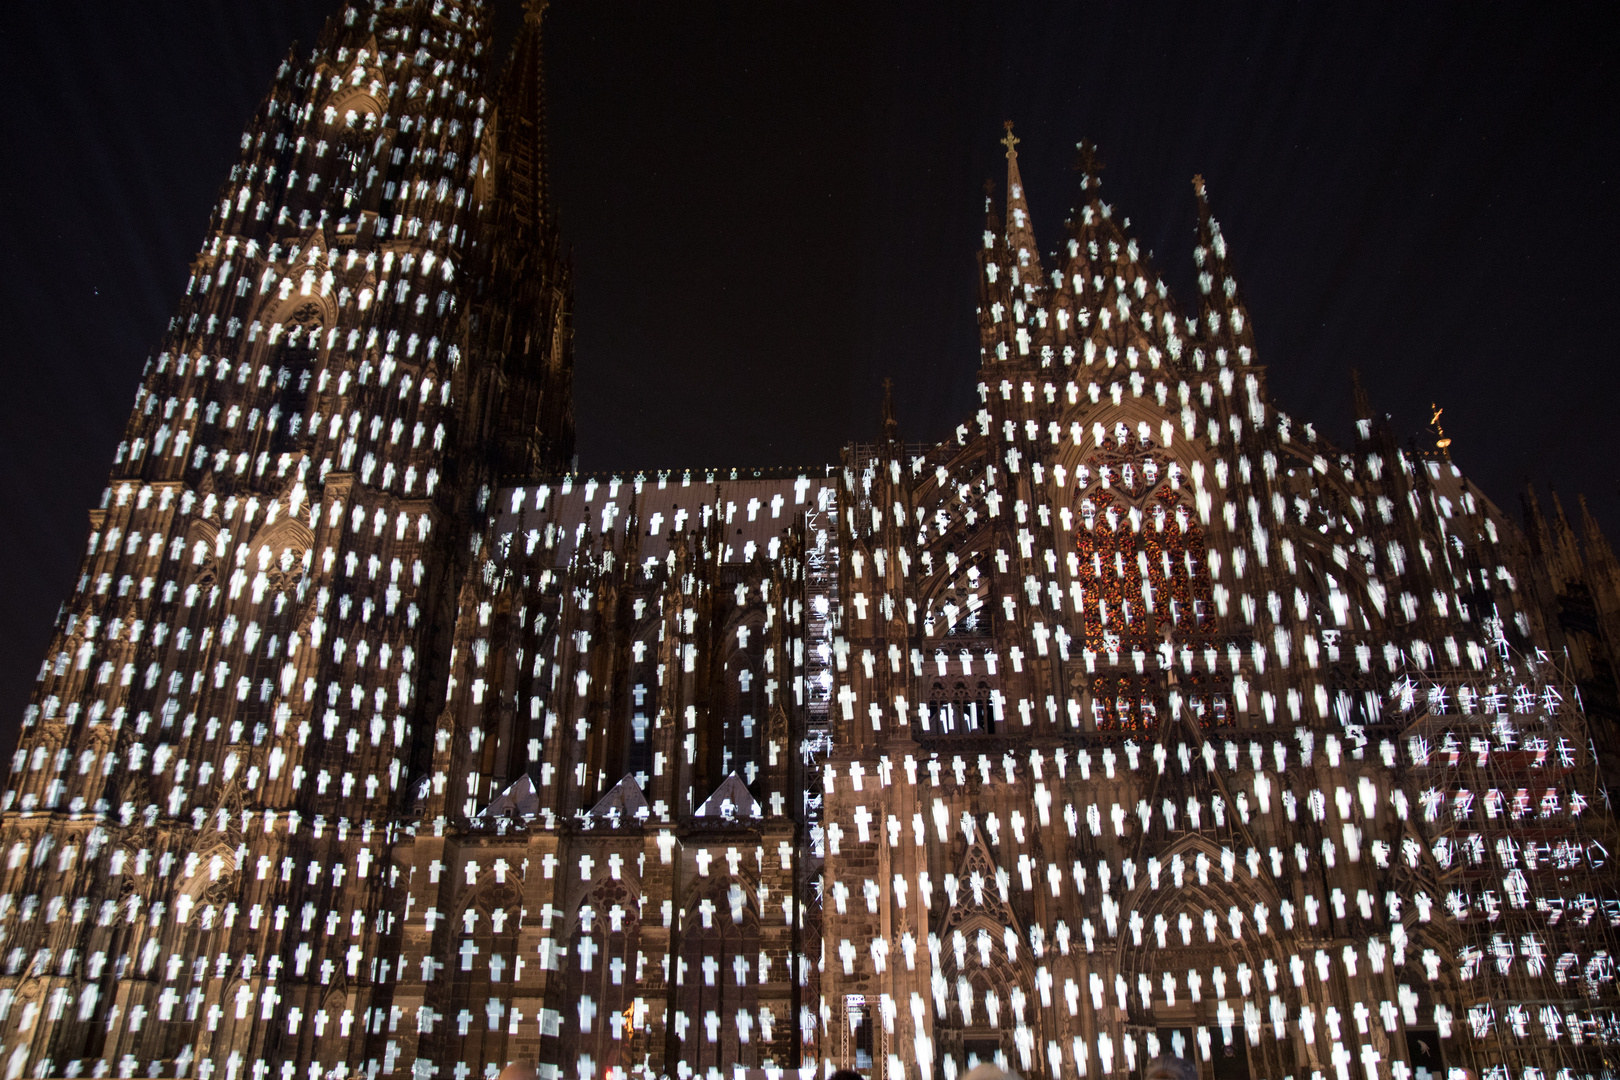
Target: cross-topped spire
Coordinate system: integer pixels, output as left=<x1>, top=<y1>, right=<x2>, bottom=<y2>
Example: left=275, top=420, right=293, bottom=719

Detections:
left=1000, top=120, right=1021, bottom=158
left=1072, top=139, right=1105, bottom=180
left=1429, top=403, right=1453, bottom=455
left=995, top=121, right=1045, bottom=357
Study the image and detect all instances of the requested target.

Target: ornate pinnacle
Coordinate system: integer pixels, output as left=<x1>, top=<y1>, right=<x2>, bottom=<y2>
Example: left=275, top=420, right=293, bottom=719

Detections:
left=1072, top=140, right=1105, bottom=178
left=1429, top=402, right=1452, bottom=454
left=1000, top=120, right=1020, bottom=158
left=1350, top=367, right=1372, bottom=421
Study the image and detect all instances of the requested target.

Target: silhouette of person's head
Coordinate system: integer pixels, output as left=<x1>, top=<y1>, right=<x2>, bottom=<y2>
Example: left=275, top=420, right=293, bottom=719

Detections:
left=1143, top=1056, right=1197, bottom=1080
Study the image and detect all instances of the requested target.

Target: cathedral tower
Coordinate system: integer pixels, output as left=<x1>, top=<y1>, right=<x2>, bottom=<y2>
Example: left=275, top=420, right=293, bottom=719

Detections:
left=0, top=1, right=570, bottom=1074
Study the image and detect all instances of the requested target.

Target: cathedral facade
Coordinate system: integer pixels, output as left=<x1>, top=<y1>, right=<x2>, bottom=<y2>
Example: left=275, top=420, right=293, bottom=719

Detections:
left=3, top=3, right=1620, bottom=1080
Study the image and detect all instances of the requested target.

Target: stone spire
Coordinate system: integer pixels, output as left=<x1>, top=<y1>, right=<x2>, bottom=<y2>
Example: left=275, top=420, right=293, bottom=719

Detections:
left=1073, top=139, right=1105, bottom=200
left=1000, top=122, right=1046, bottom=299
left=495, top=0, right=552, bottom=236
left=481, top=0, right=576, bottom=477
left=976, top=176, right=1015, bottom=364
left=1523, top=484, right=1557, bottom=566
left=1192, top=174, right=1257, bottom=365
left=1350, top=368, right=1373, bottom=422
left=1051, top=138, right=1183, bottom=372
left=881, top=376, right=900, bottom=445
left=1055, top=139, right=1119, bottom=370
left=1580, top=495, right=1620, bottom=611
left=1550, top=487, right=1585, bottom=585
left=1582, top=495, right=1619, bottom=573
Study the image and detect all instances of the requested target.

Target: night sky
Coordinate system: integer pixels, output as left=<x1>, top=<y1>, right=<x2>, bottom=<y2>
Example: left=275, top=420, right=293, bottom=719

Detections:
left=0, top=3, right=1615, bottom=755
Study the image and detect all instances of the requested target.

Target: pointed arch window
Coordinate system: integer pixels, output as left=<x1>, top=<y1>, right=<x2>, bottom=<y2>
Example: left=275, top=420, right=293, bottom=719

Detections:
left=672, top=877, right=764, bottom=1071
left=557, top=879, right=643, bottom=1074
left=436, top=883, right=523, bottom=1065
left=1072, top=426, right=1231, bottom=730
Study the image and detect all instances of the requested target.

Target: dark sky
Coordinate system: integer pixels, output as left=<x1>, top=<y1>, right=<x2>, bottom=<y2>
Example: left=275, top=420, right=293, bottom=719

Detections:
left=0, top=2, right=1615, bottom=754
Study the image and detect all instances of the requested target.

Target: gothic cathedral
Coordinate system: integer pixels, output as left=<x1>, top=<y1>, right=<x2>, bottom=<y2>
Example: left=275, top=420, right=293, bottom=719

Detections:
left=2, top=4, right=1619, bottom=1080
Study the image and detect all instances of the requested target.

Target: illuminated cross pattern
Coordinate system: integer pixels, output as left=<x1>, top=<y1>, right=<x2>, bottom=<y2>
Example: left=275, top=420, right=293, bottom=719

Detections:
left=0, top=7, right=1615, bottom=1080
